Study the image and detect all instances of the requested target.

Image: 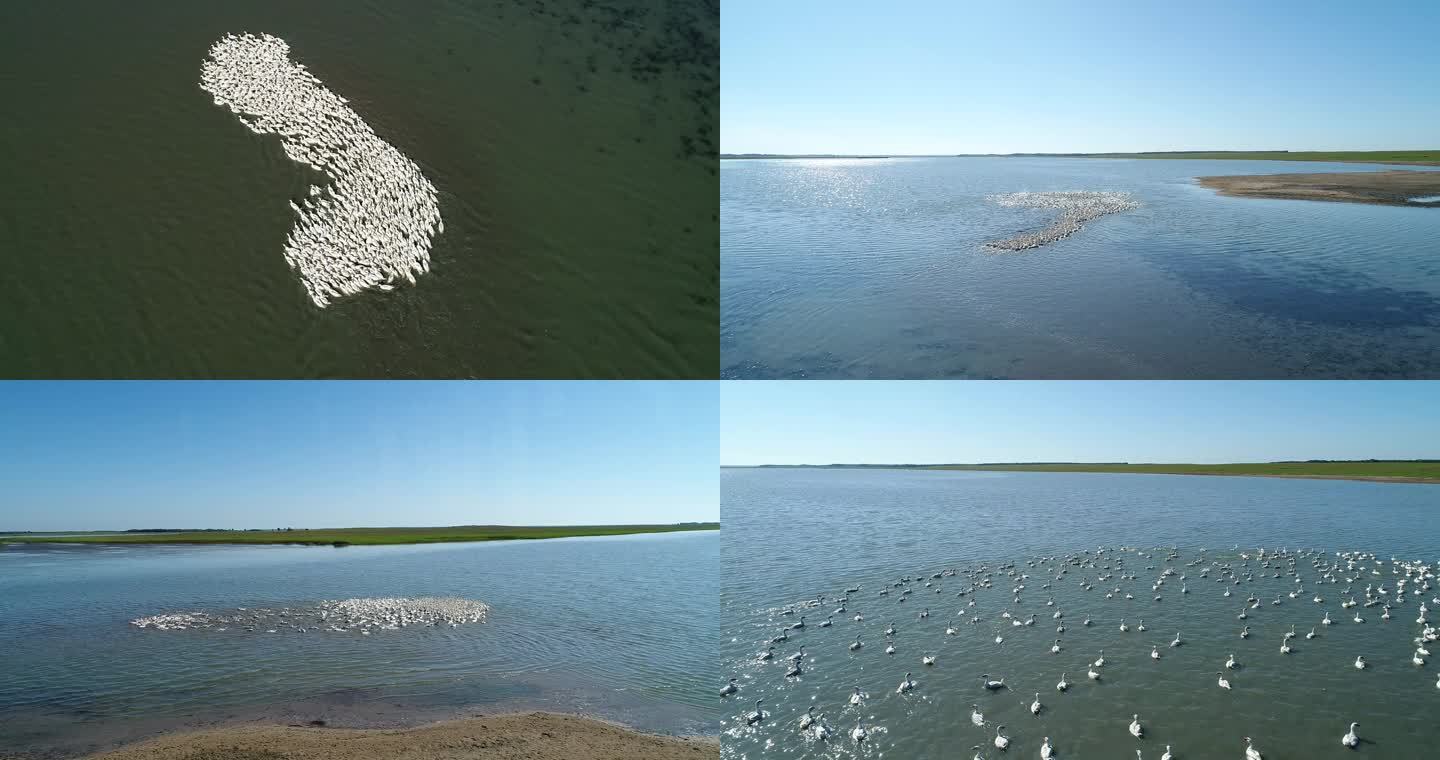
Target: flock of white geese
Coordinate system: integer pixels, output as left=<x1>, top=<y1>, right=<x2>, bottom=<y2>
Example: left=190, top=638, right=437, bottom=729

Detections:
left=725, top=546, right=1437, bottom=757
left=131, top=596, right=489, bottom=634
left=200, top=33, right=442, bottom=308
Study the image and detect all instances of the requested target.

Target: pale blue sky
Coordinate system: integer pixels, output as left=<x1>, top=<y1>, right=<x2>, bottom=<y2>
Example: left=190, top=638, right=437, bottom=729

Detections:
left=721, top=382, right=1440, bottom=465
left=722, top=0, right=1440, bottom=154
left=1, top=382, right=717, bottom=531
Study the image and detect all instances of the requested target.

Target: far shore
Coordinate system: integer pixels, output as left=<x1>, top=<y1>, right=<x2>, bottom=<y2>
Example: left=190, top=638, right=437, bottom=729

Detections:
left=71, top=712, right=717, bottom=760
left=1197, top=169, right=1440, bottom=207
left=721, top=150, right=1440, bottom=167
left=729, top=461, right=1440, bottom=484
left=0, top=523, right=720, bottom=547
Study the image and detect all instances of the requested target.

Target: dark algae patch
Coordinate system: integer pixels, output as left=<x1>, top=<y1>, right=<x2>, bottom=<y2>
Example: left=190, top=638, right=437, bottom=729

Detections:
left=0, top=0, right=717, bottom=378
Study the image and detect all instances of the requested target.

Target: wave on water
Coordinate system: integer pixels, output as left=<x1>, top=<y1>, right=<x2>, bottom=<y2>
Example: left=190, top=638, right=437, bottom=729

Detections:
left=131, top=597, right=489, bottom=634
left=200, top=33, right=442, bottom=308
left=985, top=191, right=1140, bottom=251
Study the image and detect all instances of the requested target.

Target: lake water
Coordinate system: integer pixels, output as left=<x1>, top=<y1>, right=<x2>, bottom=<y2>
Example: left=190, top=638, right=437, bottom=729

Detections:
left=1, top=0, right=717, bottom=378
left=720, top=158, right=1440, bottom=379
left=720, top=468, right=1439, bottom=758
left=0, top=531, right=717, bottom=758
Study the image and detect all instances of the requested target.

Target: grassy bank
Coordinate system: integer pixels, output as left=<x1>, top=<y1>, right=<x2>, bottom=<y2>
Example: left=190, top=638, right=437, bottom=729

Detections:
left=1069, top=150, right=1440, bottom=166
left=744, top=461, right=1440, bottom=483
left=1, top=523, right=720, bottom=546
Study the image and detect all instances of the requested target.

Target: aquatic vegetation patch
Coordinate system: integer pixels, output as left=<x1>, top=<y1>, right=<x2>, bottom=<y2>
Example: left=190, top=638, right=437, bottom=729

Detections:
left=985, top=191, right=1140, bottom=250
left=200, top=33, right=442, bottom=308
left=132, top=597, right=489, bottom=633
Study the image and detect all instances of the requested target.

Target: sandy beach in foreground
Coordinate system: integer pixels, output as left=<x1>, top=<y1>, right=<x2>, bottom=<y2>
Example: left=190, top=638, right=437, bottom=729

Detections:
left=77, top=713, right=718, bottom=760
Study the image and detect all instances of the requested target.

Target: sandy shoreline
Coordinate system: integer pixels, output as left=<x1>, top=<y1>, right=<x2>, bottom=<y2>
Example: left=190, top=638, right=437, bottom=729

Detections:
left=63, top=712, right=717, bottom=760
left=1196, top=169, right=1440, bottom=206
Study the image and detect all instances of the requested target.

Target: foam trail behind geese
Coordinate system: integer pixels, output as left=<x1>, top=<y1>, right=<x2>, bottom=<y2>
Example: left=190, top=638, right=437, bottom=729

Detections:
left=200, top=33, right=442, bottom=308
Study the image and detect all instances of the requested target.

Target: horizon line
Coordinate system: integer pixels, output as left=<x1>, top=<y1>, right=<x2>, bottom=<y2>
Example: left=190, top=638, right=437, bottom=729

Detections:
left=0, top=521, right=721, bottom=535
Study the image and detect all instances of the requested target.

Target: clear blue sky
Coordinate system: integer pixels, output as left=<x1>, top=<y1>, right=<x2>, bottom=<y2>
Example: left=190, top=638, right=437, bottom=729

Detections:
left=721, top=382, right=1440, bottom=465
left=722, top=0, right=1440, bottom=154
left=0, top=382, right=717, bottom=531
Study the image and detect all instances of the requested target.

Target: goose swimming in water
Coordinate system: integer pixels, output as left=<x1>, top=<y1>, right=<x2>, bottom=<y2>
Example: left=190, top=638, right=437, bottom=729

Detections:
left=798, top=707, right=816, bottom=730
left=1170, top=632, right=1183, bottom=647
left=994, top=724, right=1010, bottom=751
left=820, top=616, right=833, bottom=628
left=849, top=635, right=863, bottom=651
left=1354, top=655, right=1367, bottom=669
left=1240, top=625, right=1251, bottom=639
left=1087, top=666, right=1101, bottom=681
left=1341, top=721, right=1358, bottom=748
left=849, top=686, right=864, bottom=705
left=850, top=721, right=867, bottom=744
left=922, top=652, right=936, bottom=665
left=1051, top=639, right=1061, bottom=653
left=1094, top=649, right=1105, bottom=667
left=896, top=672, right=916, bottom=693
left=1040, top=736, right=1053, bottom=759
left=1323, top=611, right=1332, bottom=625
left=1306, top=626, right=1316, bottom=640
left=1245, top=736, right=1262, bottom=759
left=982, top=674, right=1006, bottom=690
left=1129, top=714, right=1143, bottom=738
left=1215, top=671, right=1231, bottom=689
left=1280, top=637, right=1291, bottom=654
left=1160, top=746, right=1172, bottom=760
left=971, top=704, right=985, bottom=725
left=1029, top=692, right=1042, bottom=715
left=1225, top=653, right=1238, bottom=669
left=1056, top=673, right=1069, bottom=691
left=720, top=677, right=738, bottom=696
left=745, top=699, right=764, bottom=725
left=787, top=646, right=806, bottom=662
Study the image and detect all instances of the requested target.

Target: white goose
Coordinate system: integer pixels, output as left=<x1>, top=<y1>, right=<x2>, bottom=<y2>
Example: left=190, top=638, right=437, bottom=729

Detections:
left=896, top=672, right=916, bottom=693
left=922, top=652, right=937, bottom=666
left=798, top=707, right=816, bottom=730
left=850, top=635, right=863, bottom=651
left=1151, top=645, right=1161, bottom=660
left=745, top=699, right=764, bottom=725
left=1029, top=692, right=1042, bottom=715
left=1355, top=655, right=1367, bottom=670
left=851, top=721, right=867, bottom=744
left=1341, top=721, right=1358, bottom=748
left=1041, top=736, right=1053, bottom=759
left=1160, top=745, right=1172, bottom=760
left=1215, top=671, right=1231, bottom=689
left=1306, top=626, right=1316, bottom=640
left=994, top=725, right=1010, bottom=751
left=1094, top=649, right=1106, bottom=667
left=1245, top=736, right=1262, bottom=759
left=1056, top=673, right=1069, bottom=692
left=849, top=686, right=864, bottom=705
left=1128, top=713, right=1143, bottom=738
left=971, top=704, right=985, bottom=725
left=720, top=677, right=738, bottom=696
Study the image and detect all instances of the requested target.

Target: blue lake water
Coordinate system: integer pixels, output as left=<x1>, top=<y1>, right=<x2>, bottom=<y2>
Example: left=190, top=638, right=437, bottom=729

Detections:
left=721, top=157, right=1440, bottom=378
left=0, top=531, right=717, bottom=757
left=720, top=468, right=1440, bottom=758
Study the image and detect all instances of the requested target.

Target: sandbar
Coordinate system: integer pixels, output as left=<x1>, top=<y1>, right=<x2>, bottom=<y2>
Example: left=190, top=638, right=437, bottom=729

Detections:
left=77, top=712, right=717, bottom=760
left=1196, top=170, right=1440, bottom=206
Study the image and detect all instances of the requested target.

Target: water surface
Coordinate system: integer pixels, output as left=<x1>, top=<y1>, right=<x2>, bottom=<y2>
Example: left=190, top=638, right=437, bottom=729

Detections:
left=1, top=0, right=717, bottom=378
left=720, top=468, right=1438, bottom=758
left=721, top=157, right=1440, bottom=378
left=0, top=531, right=717, bottom=757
